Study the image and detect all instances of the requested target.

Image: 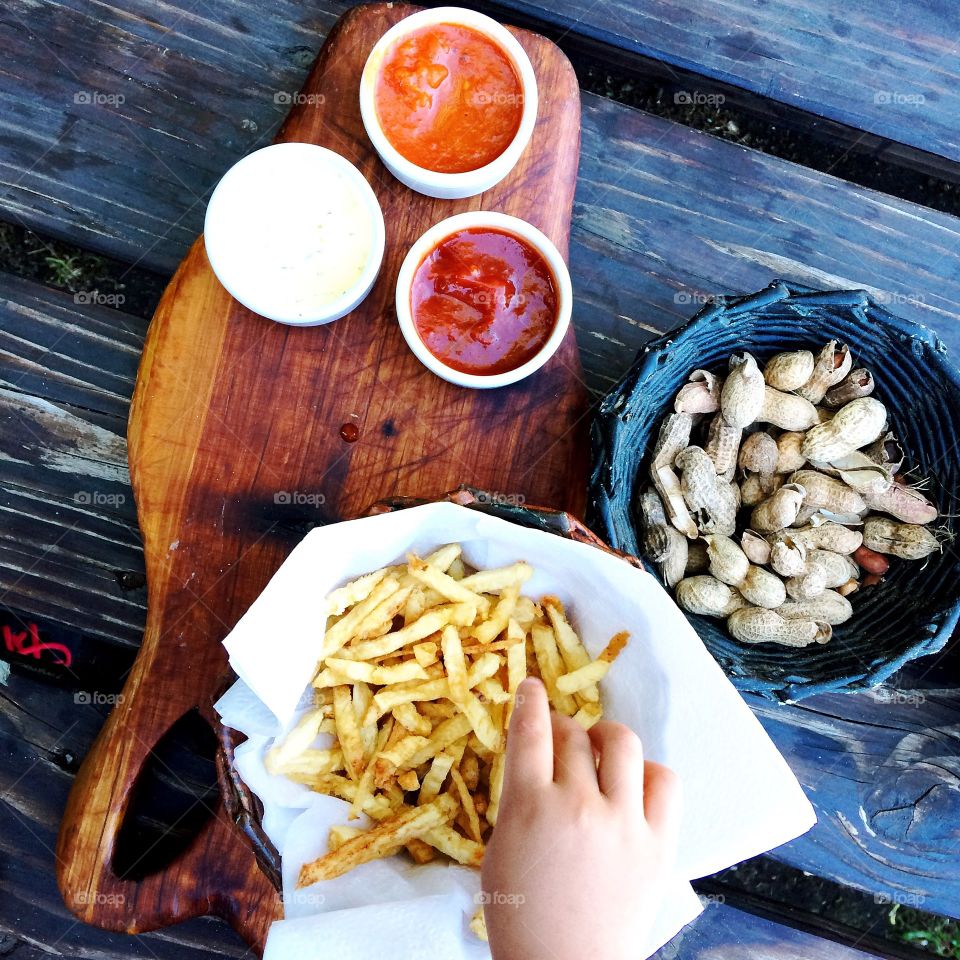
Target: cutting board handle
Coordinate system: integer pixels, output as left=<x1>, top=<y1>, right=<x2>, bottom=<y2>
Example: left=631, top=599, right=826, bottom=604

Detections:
left=56, top=615, right=279, bottom=947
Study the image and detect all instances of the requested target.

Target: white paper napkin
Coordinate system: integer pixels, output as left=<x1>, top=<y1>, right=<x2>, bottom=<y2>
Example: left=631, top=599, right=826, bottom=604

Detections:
left=216, top=502, right=816, bottom=959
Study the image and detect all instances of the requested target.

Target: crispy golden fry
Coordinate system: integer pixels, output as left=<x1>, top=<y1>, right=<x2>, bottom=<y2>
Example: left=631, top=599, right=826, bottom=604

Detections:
left=275, top=545, right=627, bottom=883
left=325, top=569, right=387, bottom=618
left=572, top=702, right=603, bottom=729
left=424, top=824, right=484, bottom=866
left=470, top=906, right=489, bottom=941
left=269, top=748, right=343, bottom=779
left=424, top=543, right=462, bottom=572
left=412, top=640, right=439, bottom=667
left=322, top=577, right=402, bottom=656
left=391, top=701, right=432, bottom=736
left=556, top=632, right=630, bottom=695
left=460, top=752, right=480, bottom=793
left=405, top=837, right=436, bottom=864
left=407, top=555, right=490, bottom=612
left=418, top=746, right=460, bottom=805
left=323, top=656, right=428, bottom=686
left=265, top=708, right=328, bottom=775
left=450, top=767, right=483, bottom=842
left=328, top=824, right=364, bottom=852
left=441, top=624, right=469, bottom=703
left=397, top=769, right=420, bottom=792
left=531, top=623, right=579, bottom=716
left=298, top=794, right=458, bottom=886
left=472, top=585, right=520, bottom=644
left=542, top=596, right=599, bottom=703
left=458, top=691, right=501, bottom=752
left=332, top=686, right=366, bottom=779
left=344, top=603, right=477, bottom=661
left=459, top=561, right=532, bottom=594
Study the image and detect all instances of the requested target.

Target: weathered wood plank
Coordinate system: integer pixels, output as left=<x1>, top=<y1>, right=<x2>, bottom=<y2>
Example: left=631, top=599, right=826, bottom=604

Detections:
left=654, top=898, right=894, bottom=960
left=0, top=671, right=248, bottom=960
left=0, top=0, right=352, bottom=267
left=751, top=684, right=960, bottom=918
left=0, top=273, right=148, bottom=418
left=570, top=98, right=960, bottom=396
left=1, top=657, right=900, bottom=960
left=487, top=0, right=960, bottom=166
left=0, top=273, right=147, bottom=646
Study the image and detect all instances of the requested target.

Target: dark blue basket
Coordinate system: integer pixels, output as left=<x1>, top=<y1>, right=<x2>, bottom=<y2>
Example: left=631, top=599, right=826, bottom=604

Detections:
left=589, top=281, right=960, bottom=701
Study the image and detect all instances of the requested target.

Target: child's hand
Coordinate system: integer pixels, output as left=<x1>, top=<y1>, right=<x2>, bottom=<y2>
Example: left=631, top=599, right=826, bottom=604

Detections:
left=481, top=676, right=682, bottom=960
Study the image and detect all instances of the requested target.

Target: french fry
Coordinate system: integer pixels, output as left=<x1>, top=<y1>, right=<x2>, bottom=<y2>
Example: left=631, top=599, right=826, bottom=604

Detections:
left=298, top=794, right=459, bottom=886
left=407, top=714, right=472, bottom=768
left=460, top=752, right=480, bottom=792
left=424, top=543, right=462, bottom=573
left=397, top=769, right=420, bottom=792
left=324, top=656, right=428, bottom=686
left=265, top=708, right=328, bottom=775
left=407, top=555, right=490, bottom=612
left=450, top=767, right=483, bottom=842
left=324, top=568, right=387, bottom=617
left=556, top=632, right=629, bottom=695
left=268, top=747, right=343, bottom=779
left=392, top=701, right=432, bottom=736
left=471, top=586, right=520, bottom=644
left=469, top=906, right=489, bottom=941
left=332, top=685, right=366, bottom=779
left=423, top=824, right=484, bottom=866
left=344, top=603, right=477, bottom=661
left=542, top=596, right=598, bottom=703
left=328, top=824, right=364, bottom=852
left=458, top=562, right=532, bottom=594
left=531, top=623, right=578, bottom=716
left=322, top=577, right=402, bottom=657
left=458, top=691, right=501, bottom=753
left=441, top=624, right=470, bottom=703
left=405, top=837, right=436, bottom=864
left=418, top=748, right=458, bottom=805
left=412, top=640, right=439, bottom=667
left=572, top=702, right=603, bottom=729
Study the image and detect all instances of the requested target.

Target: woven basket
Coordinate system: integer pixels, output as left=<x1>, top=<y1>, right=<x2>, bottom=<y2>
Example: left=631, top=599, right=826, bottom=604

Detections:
left=590, top=281, right=960, bottom=701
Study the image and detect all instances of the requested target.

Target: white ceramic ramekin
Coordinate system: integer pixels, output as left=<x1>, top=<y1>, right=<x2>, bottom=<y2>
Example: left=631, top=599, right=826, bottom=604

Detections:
left=203, top=142, right=385, bottom=325
left=359, top=7, right=538, bottom=199
left=395, top=211, right=572, bottom=388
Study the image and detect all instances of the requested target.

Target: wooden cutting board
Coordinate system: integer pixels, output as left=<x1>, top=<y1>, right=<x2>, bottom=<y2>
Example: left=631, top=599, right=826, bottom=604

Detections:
left=56, top=3, right=587, bottom=951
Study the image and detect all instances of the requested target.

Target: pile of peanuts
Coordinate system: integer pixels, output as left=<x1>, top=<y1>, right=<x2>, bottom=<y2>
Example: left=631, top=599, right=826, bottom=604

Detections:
left=640, top=342, right=943, bottom=647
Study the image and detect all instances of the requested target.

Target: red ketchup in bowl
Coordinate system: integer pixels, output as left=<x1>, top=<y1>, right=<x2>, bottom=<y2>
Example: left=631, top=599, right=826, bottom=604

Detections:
left=410, top=227, right=558, bottom=376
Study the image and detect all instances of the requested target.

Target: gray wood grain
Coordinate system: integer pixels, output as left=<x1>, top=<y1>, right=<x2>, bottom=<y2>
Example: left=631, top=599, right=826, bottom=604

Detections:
left=490, top=0, right=960, bottom=165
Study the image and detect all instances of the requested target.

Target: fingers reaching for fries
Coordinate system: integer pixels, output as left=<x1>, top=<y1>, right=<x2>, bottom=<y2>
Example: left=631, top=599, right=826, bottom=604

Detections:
left=265, top=545, right=630, bottom=889
left=481, top=676, right=682, bottom=960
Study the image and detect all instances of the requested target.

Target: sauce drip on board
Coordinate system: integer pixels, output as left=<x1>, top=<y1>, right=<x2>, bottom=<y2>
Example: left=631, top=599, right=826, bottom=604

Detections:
left=411, top=228, right=558, bottom=376
left=375, top=23, right=523, bottom=173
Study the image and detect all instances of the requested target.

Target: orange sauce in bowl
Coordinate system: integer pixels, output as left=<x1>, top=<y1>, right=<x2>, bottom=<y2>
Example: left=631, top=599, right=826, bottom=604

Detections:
left=374, top=23, right=524, bottom=173
left=410, top=227, right=558, bottom=375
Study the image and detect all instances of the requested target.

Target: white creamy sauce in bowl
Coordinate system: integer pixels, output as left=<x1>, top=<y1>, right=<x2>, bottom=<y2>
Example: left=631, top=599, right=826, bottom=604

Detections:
left=204, top=143, right=385, bottom=325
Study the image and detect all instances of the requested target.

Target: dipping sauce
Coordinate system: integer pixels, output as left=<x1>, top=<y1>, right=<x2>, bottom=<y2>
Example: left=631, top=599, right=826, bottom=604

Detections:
left=410, top=228, right=558, bottom=375
left=203, top=144, right=384, bottom=324
left=374, top=23, right=523, bottom=173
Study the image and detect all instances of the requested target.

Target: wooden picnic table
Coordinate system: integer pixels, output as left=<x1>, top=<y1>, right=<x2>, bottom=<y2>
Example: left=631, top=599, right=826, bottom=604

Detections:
left=1, top=1, right=958, bottom=958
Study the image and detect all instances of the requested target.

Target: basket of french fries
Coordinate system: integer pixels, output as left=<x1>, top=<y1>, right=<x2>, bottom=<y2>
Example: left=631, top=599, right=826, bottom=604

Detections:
left=215, top=492, right=817, bottom=960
